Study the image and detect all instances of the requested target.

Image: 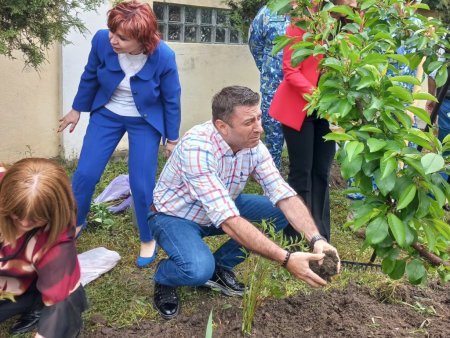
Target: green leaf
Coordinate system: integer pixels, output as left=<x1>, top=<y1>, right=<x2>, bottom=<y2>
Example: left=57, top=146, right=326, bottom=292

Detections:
left=322, top=58, right=345, bottom=72
left=272, top=35, right=293, bottom=55
left=421, top=153, right=445, bottom=175
left=387, top=213, right=406, bottom=247
left=367, top=138, right=386, bottom=152
left=416, top=190, right=431, bottom=219
left=328, top=5, right=355, bottom=17
left=406, top=259, right=426, bottom=284
left=374, top=170, right=396, bottom=195
left=405, top=53, right=423, bottom=70
left=406, top=106, right=432, bottom=125
left=341, top=154, right=363, bottom=179
left=366, top=217, right=389, bottom=244
left=381, top=111, right=400, bottom=132
left=321, top=79, right=342, bottom=89
left=356, top=76, right=376, bottom=90
left=380, top=154, right=397, bottom=180
left=360, top=0, right=376, bottom=10
left=389, top=259, right=406, bottom=280
left=205, top=309, right=213, bottom=338
left=413, top=92, right=438, bottom=102
left=360, top=125, right=382, bottom=133
left=345, top=141, right=364, bottom=162
left=382, top=257, right=395, bottom=274
left=291, top=48, right=314, bottom=66
left=432, top=219, right=450, bottom=240
left=435, top=66, right=449, bottom=88
left=389, top=76, right=421, bottom=86
left=386, top=54, right=410, bottom=66
left=339, top=39, right=350, bottom=59
left=422, top=220, right=436, bottom=251
left=401, top=132, right=433, bottom=151
left=335, top=99, right=353, bottom=117
left=411, top=3, right=430, bottom=10
left=396, top=184, right=417, bottom=210
left=393, top=111, right=412, bottom=129
left=442, top=133, right=450, bottom=144
left=362, top=53, right=387, bottom=65
left=323, top=132, right=354, bottom=142
left=425, top=61, right=443, bottom=74
left=268, top=0, right=292, bottom=14
left=387, top=86, right=413, bottom=103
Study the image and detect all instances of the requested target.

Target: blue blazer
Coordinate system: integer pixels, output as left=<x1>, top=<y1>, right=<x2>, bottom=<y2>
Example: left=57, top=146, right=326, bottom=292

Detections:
left=72, top=29, right=181, bottom=140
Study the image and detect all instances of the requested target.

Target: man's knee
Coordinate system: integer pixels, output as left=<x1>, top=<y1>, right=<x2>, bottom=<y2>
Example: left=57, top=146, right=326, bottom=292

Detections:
left=179, top=253, right=216, bottom=286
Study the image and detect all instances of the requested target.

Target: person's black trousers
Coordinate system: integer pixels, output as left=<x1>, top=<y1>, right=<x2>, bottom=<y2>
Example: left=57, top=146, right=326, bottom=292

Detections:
left=0, top=284, right=43, bottom=322
left=282, top=115, right=335, bottom=242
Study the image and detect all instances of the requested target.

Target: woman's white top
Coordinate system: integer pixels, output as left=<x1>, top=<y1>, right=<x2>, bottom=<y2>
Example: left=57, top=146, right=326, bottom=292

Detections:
left=105, top=53, right=147, bottom=117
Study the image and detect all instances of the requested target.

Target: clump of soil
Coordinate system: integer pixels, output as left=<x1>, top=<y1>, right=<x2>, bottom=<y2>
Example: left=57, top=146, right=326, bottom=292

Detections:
left=309, top=250, right=339, bottom=281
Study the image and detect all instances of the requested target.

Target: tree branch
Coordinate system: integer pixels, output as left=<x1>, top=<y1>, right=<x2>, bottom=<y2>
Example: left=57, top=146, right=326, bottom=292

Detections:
left=354, top=229, right=450, bottom=267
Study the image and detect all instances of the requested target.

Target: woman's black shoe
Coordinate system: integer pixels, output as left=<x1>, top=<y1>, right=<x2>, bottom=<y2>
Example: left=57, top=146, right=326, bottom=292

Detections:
left=153, top=282, right=180, bottom=320
left=10, top=308, right=41, bottom=335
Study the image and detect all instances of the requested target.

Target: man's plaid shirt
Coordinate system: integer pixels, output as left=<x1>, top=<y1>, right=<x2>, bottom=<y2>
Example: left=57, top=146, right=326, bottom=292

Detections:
left=153, top=121, right=296, bottom=227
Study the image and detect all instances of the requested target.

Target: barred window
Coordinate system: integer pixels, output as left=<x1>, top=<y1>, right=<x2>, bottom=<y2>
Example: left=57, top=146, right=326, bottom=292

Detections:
left=153, top=2, right=244, bottom=44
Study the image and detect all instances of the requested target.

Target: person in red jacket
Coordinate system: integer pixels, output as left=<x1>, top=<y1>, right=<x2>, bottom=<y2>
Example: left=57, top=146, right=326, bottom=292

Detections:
left=270, top=0, right=357, bottom=242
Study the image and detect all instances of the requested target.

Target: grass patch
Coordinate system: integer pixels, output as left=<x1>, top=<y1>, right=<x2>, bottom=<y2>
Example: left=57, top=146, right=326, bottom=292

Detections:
left=0, top=150, right=395, bottom=336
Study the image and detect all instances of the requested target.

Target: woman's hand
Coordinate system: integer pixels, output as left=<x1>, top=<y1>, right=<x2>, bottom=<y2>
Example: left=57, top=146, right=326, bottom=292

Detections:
left=58, top=109, right=81, bottom=133
left=164, top=139, right=178, bottom=159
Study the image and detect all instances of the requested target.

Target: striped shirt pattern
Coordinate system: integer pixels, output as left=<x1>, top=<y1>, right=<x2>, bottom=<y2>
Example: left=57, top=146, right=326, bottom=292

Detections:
left=153, top=121, right=296, bottom=227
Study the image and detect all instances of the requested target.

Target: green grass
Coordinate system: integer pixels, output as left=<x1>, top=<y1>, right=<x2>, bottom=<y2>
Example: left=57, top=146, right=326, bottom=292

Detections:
left=0, top=150, right=396, bottom=336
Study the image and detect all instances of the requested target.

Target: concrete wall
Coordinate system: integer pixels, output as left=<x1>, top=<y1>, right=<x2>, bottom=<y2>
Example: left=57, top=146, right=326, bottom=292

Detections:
left=0, top=48, right=60, bottom=162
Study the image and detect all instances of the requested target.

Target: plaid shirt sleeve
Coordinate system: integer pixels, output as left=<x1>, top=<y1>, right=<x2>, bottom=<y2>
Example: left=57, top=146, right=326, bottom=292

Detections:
left=251, top=144, right=297, bottom=205
left=179, top=140, right=240, bottom=227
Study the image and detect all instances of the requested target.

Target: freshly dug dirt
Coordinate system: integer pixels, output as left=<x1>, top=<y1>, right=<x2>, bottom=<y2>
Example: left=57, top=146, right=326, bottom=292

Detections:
left=329, top=160, right=347, bottom=190
left=309, top=250, right=339, bottom=281
left=83, top=282, right=450, bottom=337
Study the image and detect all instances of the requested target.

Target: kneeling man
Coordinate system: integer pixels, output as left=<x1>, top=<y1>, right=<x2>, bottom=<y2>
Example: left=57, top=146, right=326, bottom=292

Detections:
left=150, top=86, right=340, bottom=319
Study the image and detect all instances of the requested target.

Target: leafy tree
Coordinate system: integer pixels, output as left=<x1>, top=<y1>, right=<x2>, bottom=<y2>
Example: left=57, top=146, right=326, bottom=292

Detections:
left=422, top=0, right=449, bottom=23
left=422, top=0, right=449, bottom=11
left=0, top=0, right=102, bottom=68
left=271, top=0, right=450, bottom=283
left=225, top=0, right=267, bottom=38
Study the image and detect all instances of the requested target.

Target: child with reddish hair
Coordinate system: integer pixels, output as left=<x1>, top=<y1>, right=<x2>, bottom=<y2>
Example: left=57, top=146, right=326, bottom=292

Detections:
left=58, top=0, right=181, bottom=268
left=0, top=158, right=87, bottom=337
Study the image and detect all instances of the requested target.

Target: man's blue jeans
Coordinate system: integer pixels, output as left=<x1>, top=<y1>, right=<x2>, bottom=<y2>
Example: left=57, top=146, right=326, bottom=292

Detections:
left=438, top=98, right=450, bottom=181
left=149, top=194, right=289, bottom=287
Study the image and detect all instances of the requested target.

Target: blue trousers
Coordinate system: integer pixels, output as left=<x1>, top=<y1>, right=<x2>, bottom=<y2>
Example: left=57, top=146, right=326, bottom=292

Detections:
left=438, top=98, right=450, bottom=181
left=72, top=107, right=161, bottom=242
left=261, top=91, right=284, bottom=170
left=149, top=194, right=288, bottom=287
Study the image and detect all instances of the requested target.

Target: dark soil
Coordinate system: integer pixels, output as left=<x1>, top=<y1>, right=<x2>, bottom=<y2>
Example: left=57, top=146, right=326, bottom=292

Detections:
left=329, top=160, right=347, bottom=190
left=309, top=250, right=339, bottom=281
left=83, top=281, right=450, bottom=337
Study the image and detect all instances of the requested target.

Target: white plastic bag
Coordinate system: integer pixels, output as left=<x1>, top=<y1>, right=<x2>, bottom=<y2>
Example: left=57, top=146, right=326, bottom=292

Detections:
left=78, top=247, right=121, bottom=286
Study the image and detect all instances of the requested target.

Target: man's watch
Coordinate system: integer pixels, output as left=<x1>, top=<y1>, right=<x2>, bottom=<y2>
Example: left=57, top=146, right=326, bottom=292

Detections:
left=309, top=234, right=327, bottom=250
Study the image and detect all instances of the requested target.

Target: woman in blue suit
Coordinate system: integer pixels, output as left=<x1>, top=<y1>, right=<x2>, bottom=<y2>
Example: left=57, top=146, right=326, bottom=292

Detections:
left=58, top=0, right=181, bottom=268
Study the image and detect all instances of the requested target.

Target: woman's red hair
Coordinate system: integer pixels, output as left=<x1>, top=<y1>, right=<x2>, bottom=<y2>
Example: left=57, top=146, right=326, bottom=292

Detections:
left=107, top=1, right=160, bottom=55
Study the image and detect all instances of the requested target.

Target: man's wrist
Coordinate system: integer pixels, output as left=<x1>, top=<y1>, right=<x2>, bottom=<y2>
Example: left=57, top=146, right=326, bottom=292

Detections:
left=309, top=234, right=327, bottom=250
left=166, top=139, right=179, bottom=145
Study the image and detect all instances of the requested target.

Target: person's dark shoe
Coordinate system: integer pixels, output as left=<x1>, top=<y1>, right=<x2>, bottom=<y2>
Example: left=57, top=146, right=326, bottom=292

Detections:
left=9, top=308, right=41, bottom=335
left=153, top=282, right=180, bottom=320
left=204, top=266, right=245, bottom=297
